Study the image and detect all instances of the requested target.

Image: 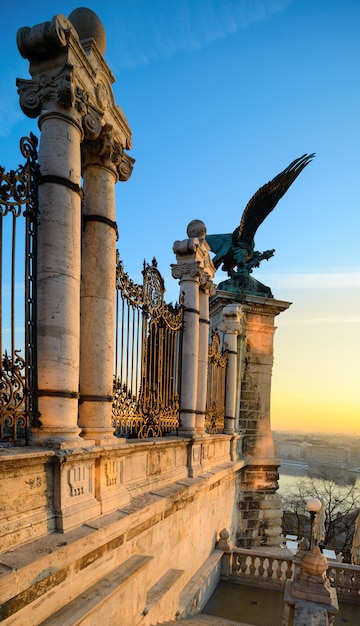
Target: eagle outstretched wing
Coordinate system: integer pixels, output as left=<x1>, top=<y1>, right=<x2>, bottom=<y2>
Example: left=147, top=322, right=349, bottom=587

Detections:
left=237, top=153, right=314, bottom=246
left=205, top=233, right=233, bottom=269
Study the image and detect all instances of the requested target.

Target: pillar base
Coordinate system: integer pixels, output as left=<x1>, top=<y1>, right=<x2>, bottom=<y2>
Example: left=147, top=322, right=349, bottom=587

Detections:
left=80, top=429, right=120, bottom=446
left=31, top=427, right=86, bottom=449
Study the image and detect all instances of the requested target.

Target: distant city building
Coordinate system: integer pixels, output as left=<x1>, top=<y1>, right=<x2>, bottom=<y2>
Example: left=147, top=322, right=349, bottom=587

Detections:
left=275, top=439, right=350, bottom=466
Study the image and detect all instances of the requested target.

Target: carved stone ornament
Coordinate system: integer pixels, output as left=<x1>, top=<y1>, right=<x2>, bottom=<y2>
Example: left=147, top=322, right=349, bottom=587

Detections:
left=16, top=14, right=71, bottom=60
left=199, top=270, right=216, bottom=295
left=95, top=79, right=110, bottom=111
left=82, top=124, right=134, bottom=182
left=82, top=110, right=103, bottom=140
left=117, top=153, right=135, bottom=182
left=172, top=238, right=198, bottom=256
left=17, top=63, right=74, bottom=118
left=171, top=261, right=202, bottom=281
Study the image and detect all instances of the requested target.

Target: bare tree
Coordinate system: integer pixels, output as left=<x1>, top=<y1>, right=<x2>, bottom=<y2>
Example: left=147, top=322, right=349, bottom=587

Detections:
left=281, top=466, right=360, bottom=561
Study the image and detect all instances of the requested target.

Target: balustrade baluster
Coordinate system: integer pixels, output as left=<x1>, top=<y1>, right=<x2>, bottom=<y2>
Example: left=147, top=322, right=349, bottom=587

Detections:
left=273, top=559, right=282, bottom=584
left=267, top=557, right=275, bottom=580
left=249, top=555, right=256, bottom=578
left=258, top=556, right=265, bottom=579
left=351, top=569, right=360, bottom=599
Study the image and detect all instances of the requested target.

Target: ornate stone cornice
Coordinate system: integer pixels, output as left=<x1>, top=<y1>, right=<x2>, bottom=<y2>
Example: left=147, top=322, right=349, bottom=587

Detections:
left=211, top=291, right=291, bottom=315
left=16, top=12, right=133, bottom=152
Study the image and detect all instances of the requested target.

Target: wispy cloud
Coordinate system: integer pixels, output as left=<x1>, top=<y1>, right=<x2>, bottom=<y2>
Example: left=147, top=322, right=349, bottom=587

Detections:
left=256, top=271, right=360, bottom=289
left=111, top=0, right=293, bottom=69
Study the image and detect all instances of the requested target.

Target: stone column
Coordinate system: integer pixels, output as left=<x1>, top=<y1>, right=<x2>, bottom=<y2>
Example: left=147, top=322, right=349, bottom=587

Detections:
left=79, top=126, right=134, bottom=444
left=16, top=9, right=133, bottom=449
left=17, top=15, right=86, bottom=445
left=195, top=276, right=216, bottom=434
left=172, top=220, right=215, bottom=437
left=219, top=304, right=243, bottom=435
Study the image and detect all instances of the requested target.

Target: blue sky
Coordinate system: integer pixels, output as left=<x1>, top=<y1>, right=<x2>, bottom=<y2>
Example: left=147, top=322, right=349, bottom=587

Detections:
left=1, top=0, right=359, bottom=433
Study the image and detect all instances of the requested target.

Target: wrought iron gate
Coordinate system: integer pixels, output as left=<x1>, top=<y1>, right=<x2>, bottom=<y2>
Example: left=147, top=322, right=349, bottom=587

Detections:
left=0, top=134, right=39, bottom=445
left=113, top=255, right=183, bottom=438
left=205, top=330, right=227, bottom=433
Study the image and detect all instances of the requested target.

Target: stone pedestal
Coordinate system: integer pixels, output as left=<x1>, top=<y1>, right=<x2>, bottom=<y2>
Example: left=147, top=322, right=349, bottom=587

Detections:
left=210, top=290, right=290, bottom=547
left=283, top=547, right=339, bottom=625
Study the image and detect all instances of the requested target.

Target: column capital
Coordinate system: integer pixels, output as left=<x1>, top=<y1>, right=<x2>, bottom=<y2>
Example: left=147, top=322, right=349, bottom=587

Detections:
left=81, top=124, right=135, bottom=181
left=172, top=220, right=216, bottom=283
left=219, top=304, right=245, bottom=335
left=171, top=260, right=202, bottom=281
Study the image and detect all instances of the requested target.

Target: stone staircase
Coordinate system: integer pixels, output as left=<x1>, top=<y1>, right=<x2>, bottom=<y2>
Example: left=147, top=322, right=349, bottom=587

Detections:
left=0, top=519, right=226, bottom=626
left=157, top=616, right=253, bottom=625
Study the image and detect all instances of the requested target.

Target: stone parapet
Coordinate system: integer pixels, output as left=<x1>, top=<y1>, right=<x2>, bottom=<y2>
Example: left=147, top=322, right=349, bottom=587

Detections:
left=0, top=434, right=240, bottom=551
left=0, top=452, right=241, bottom=625
left=0, top=448, right=55, bottom=551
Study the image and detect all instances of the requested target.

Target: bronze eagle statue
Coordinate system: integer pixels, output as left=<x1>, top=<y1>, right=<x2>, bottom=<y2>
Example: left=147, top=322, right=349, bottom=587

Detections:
left=206, top=153, right=314, bottom=296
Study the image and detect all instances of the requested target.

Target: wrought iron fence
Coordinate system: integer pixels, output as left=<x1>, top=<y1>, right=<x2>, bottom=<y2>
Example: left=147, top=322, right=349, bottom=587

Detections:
left=0, top=134, right=39, bottom=445
left=113, top=254, right=183, bottom=438
left=205, top=330, right=227, bottom=434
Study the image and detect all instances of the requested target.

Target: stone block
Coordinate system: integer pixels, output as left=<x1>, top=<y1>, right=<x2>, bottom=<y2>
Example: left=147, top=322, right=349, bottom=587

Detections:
left=53, top=452, right=101, bottom=532
left=0, top=449, right=56, bottom=550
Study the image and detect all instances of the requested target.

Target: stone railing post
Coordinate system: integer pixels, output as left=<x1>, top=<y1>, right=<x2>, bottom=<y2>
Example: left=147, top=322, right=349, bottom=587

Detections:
left=219, top=304, right=244, bottom=435
left=79, top=127, right=134, bottom=444
left=171, top=220, right=215, bottom=437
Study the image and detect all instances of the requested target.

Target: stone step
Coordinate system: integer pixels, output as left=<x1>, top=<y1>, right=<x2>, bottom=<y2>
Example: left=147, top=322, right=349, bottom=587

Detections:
left=39, top=554, right=152, bottom=626
left=157, top=615, right=254, bottom=625
left=146, top=567, right=185, bottom=611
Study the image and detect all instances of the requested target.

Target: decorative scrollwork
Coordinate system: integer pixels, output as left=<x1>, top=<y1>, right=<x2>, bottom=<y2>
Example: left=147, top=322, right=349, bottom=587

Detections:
left=114, top=254, right=183, bottom=438
left=208, top=331, right=228, bottom=368
left=116, top=252, right=144, bottom=307
left=0, top=351, right=27, bottom=441
left=117, top=153, right=135, bottom=182
left=0, top=133, right=39, bottom=444
left=205, top=400, right=225, bottom=434
left=0, top=133, right=39, bottom=214
left=205, top=331, right=227, bottom=434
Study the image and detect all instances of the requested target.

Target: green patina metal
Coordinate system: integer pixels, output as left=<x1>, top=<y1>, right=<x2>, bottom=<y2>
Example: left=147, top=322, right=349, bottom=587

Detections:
left=206, top=153, right=314, bottom=297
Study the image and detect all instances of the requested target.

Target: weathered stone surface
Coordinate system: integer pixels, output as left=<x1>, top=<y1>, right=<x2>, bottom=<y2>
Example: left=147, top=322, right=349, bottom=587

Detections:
left=0, top=454, right=242, bottom=625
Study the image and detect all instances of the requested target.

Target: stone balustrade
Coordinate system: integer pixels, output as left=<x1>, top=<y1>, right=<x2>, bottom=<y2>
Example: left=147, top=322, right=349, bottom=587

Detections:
left=223, top=547, right=294, bottom=589
left=220, top=547, right=360, bottom=603
left=327, top=561, right=360, bottom=603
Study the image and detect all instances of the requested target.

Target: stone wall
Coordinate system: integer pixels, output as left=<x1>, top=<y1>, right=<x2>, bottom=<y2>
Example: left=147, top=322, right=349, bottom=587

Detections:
left=0, top=436, right=243, bottom=625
